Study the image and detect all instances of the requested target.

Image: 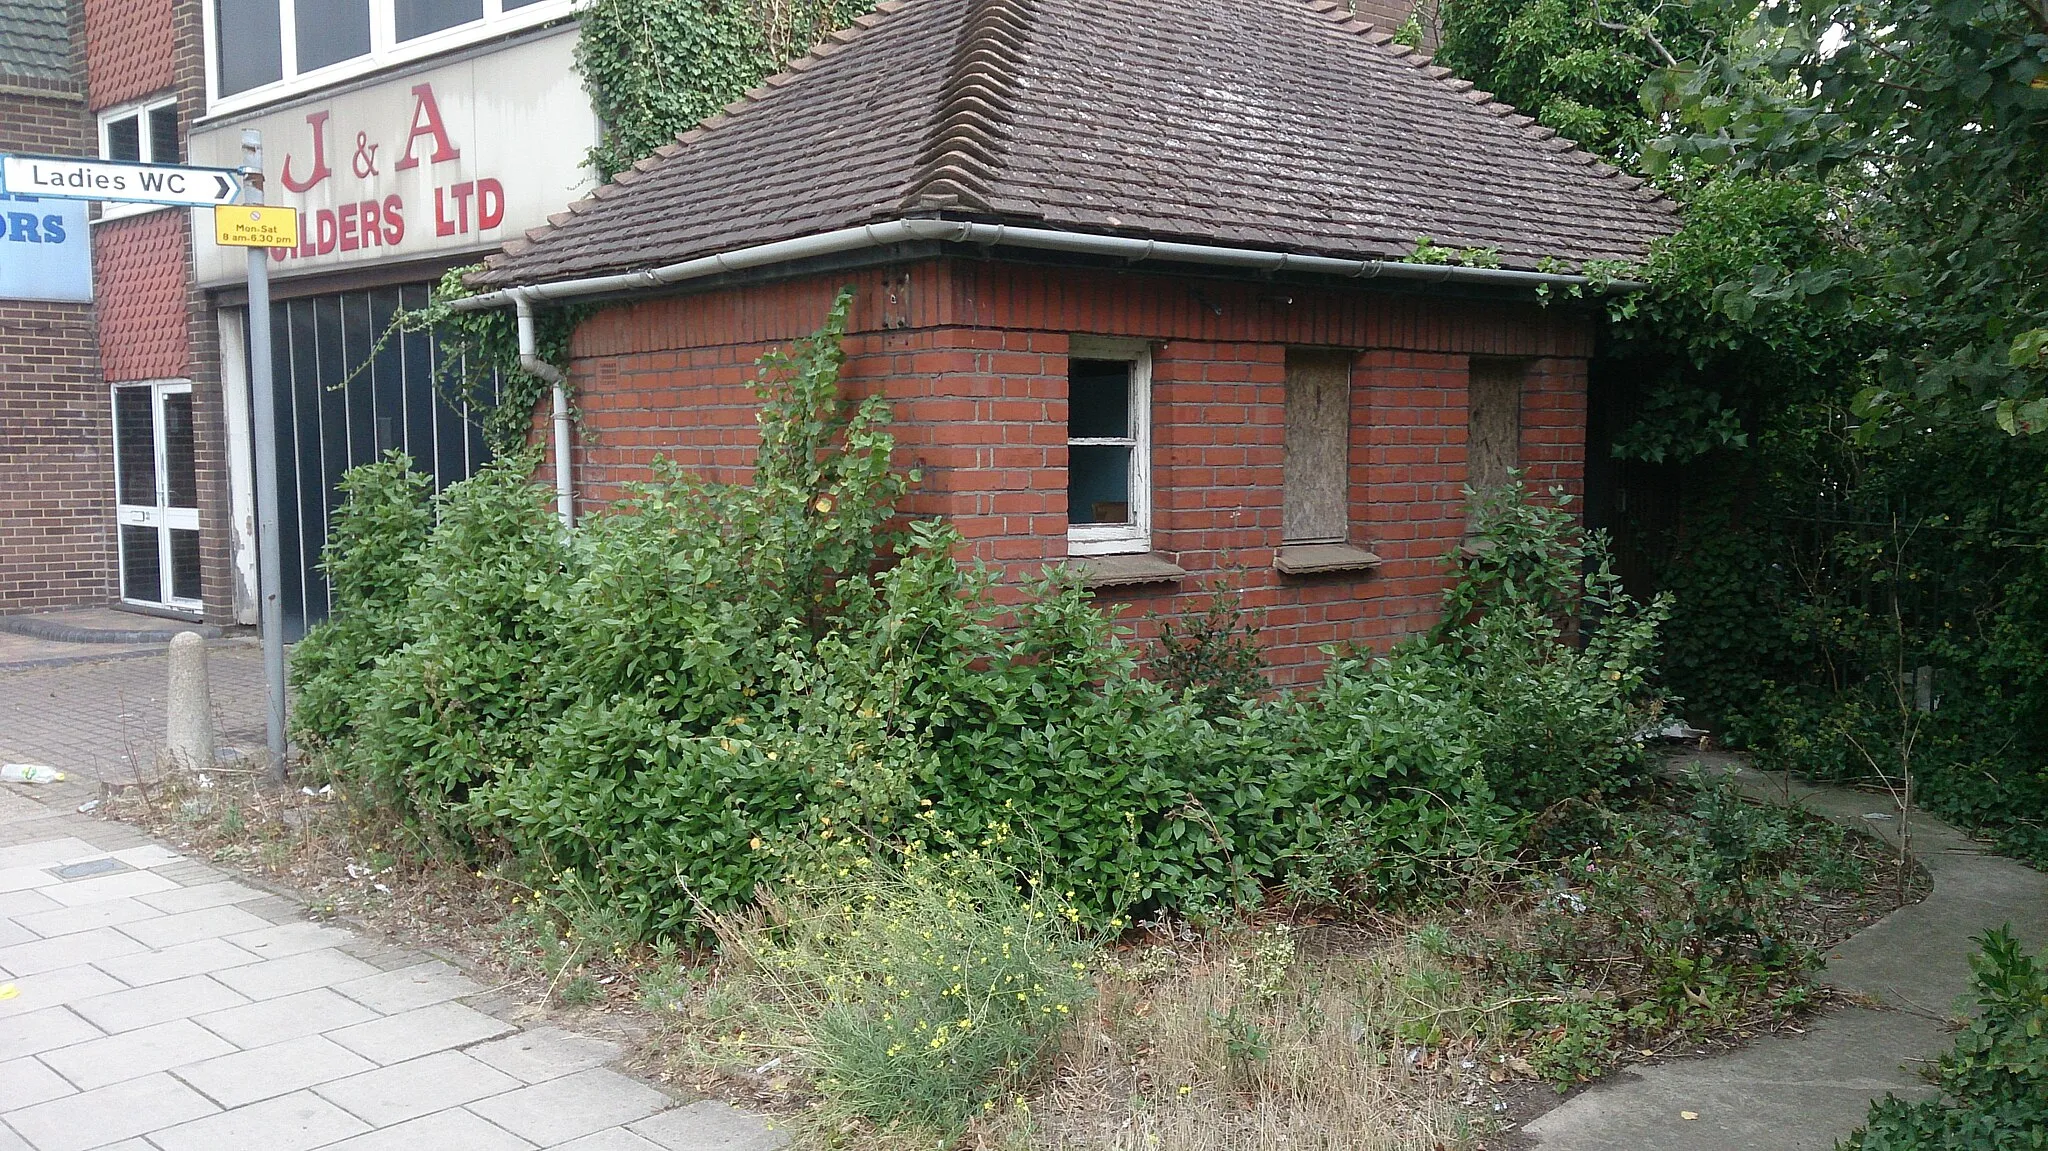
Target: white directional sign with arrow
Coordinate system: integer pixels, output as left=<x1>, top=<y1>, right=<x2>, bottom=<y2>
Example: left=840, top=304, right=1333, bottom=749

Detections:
left=0, top=154, right=242, bottom=207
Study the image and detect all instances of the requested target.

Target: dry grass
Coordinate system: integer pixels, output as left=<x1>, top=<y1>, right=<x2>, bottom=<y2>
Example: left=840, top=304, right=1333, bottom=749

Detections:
left=92, top=762, right=1928, bottom=1151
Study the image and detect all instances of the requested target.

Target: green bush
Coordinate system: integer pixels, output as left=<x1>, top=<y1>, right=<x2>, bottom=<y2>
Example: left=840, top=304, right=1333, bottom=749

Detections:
left=289, top=452, right=434, bottom=746
left=1438, top=481, right=1672, bottom=811
left=719, top=849, right=1095, bottom=1135
left=1842, top=929, right=2048, bottom=1150
left=303, top=294, right=1668, bottom=938
left=349, top=452, right=570, bottom=838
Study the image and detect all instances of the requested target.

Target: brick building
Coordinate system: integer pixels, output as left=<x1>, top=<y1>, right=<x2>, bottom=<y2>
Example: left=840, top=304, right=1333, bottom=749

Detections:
left=468, top=0, right=1675, bottom=682
left=2, top=0, right=594, bottom=630
left=1, top=0, right=104, bottom=612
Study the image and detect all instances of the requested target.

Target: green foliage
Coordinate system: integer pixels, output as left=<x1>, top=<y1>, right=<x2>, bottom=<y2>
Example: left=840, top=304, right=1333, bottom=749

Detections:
left=1434, top=481, right=1672, bottom=811
left=719, top=850, right=1095, bottom=1136
left=1842, top=929, right=2048, bottom=1150
left=1150, top=581, right=1269, bottom=717
left=349, top=452, right=571, bottom=839
left=289, top=452, right=433, bottom=745
left=1436, top=0, right=1736, bottom=163
left=1496, top=778, right=1867, bottom=1084
left=1648, top=0, right=2048, bottom=438
left=303, top=298, right=1670, bottom=946
left=576, top=0, right=873, bottom=179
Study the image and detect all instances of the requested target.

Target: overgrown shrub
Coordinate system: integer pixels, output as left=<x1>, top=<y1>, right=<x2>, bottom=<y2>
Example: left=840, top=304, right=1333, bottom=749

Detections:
left=1438, top=481, right=1672, bottom=811
left=304, top=294, right=1669, bottom=939
left=714, top=849, right=1096, bottom=1135
left=289, top=452, right=433, bottom=746
left=1842, top=929, right=2048, bottom=1150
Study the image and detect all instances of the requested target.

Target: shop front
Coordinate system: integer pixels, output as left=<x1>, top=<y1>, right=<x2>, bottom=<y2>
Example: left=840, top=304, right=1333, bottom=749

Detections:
left=187, top=26, right=596, bottom=635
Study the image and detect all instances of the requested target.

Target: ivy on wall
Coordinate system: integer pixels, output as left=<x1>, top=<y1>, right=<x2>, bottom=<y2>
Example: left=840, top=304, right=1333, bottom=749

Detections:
left=576, top=0, right=875, bottom=180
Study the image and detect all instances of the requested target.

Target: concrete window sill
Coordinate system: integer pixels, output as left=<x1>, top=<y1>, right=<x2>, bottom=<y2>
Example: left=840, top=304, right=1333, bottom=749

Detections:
left=1275, top=543, right=1383, bottom=576
left=1074, top=553, right=1187, bottom=589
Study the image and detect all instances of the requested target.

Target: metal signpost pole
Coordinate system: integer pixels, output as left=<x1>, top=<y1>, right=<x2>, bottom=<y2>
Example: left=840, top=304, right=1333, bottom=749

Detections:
left=240, top=129, right=288, bottom=782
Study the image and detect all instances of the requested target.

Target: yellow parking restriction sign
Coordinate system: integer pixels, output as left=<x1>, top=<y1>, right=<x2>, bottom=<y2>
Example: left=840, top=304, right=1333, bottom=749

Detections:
left=213, top=204, right=299, bottom=248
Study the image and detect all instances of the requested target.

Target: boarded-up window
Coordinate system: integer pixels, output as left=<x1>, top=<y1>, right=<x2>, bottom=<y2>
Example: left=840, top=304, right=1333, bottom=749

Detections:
left=1467, top=358, right=1526, bottom=495
left=1283, top=350, right=1354, bottom=544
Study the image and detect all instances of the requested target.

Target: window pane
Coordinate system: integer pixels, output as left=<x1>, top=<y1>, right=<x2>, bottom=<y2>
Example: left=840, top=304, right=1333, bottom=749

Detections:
left=1069, top=445, right=1132, bottom=525
left=216, top=0, right=283, bottom=94
left=1069, top=360, right=1131, bottom=439
left=122, top=525, right=163, bottom=602
left=296, top=0, right=372, bottom=71
left=163, top=392, right=198, bottom=508
left=502, top=0, right=546, bottom=8
left=148, top=104, right=180, bottom=163
left=170, top=530, right=202, bottom=602
left=395, top=0, right=481, bottom=40
left=114, top=387, right=157, bottom=506
left=105, top=114, right=141, bottom=162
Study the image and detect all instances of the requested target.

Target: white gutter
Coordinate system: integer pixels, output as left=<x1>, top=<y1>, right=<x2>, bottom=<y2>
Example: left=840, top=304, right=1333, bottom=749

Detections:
left=470, top=219, right=1642, bottom=526
left=512, top=292, right=575, bottom=528
left=455, top=218, right=1641, bottom=315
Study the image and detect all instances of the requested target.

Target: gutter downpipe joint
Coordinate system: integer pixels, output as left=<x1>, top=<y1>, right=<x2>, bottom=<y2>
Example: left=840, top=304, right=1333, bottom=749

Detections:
left=513, top=291, right=575, bottom=528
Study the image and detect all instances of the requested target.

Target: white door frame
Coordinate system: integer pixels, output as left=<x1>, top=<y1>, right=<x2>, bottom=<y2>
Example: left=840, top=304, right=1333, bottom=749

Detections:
left=113, top=379, right=203, bottom=612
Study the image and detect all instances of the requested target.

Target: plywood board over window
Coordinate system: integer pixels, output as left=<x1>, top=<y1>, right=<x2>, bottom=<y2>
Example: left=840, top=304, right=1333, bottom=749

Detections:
left=1467, top=358, right=1528, bottom=496
left=1277, top=349, right=1380, bottom=575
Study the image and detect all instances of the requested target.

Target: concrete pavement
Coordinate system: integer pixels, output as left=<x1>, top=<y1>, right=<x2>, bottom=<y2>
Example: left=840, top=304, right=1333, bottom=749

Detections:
left=0, top=786, right=785, bottom=1150
left=0, top=630, right=784, bottom=1150
left=1523, top=756, right=2048, bottom=1151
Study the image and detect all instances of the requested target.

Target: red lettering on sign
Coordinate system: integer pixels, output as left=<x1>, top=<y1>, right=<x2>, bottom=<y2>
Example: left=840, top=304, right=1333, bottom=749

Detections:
left=316, top=208, right=338, bottom=255
left=393, top=84, right=461, bottom=171
left=280, top=111, right=333, bottom=193
left=476, top=177, right=504, bottom=230
left=382, top=194, right=404, bottom=245
left=338, top=202, right=360, bottom=252
left=359, top=200, right=381, bottom=247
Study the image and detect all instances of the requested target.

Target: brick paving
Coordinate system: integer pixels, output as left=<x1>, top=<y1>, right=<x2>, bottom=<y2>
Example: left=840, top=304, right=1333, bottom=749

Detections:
left=0, top=641, right=268, bottom=786
left=0, top=651, right=786, bottom=1151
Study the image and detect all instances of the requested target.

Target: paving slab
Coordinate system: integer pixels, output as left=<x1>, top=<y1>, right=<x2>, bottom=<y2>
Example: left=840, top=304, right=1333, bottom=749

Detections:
left=0, top=653, right=786, bottom=1151
left=468, top=1066, right=672, bottom=1145
left=1524, top=758, right=2048, bottom=1151
left=173, top=1034, right=378, bottom=1108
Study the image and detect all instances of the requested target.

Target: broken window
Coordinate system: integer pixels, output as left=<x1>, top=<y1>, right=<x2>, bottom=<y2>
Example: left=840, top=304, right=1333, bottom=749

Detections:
left=1066, top=342, right=1152, bottom=556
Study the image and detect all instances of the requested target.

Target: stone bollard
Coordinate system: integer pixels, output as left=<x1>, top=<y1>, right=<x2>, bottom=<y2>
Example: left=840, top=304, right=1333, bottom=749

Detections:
left=165, top=631, right=215, bottom=774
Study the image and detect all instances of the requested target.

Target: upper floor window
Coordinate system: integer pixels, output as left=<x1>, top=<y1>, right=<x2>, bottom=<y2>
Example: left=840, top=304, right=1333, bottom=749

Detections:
left=207, top=0, right=570, bottom=111
left=99, top=98, right=181, bottom=221
left=102, top=98, right=181, bottom=164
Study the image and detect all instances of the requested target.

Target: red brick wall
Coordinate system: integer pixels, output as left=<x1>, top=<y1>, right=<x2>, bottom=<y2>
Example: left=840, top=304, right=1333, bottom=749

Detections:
left=83, top=0, right=176, bottom=112
left=92, top=209, right=189, bottom=382
left=561, top=258, right=1593, bottom=683
left=1, top=39, right=113, bottom=613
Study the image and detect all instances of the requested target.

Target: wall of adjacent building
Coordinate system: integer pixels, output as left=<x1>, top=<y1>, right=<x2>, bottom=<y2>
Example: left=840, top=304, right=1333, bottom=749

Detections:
left=0, top=1, right=111, bottom=613
left=546, top=257, right=1592, bottom=683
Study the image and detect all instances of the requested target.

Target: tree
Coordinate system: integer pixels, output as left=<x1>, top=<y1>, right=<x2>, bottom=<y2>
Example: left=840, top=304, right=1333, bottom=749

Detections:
left=1649, top=0, right=2048, bottom=439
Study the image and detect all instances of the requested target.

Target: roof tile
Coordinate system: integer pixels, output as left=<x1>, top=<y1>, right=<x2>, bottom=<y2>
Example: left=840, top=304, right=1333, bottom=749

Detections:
left=474, top=0, right=1675, bottom=288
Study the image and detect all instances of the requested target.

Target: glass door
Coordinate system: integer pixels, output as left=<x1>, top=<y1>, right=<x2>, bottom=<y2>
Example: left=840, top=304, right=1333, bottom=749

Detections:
left=113, top=381, right=202, bottom=611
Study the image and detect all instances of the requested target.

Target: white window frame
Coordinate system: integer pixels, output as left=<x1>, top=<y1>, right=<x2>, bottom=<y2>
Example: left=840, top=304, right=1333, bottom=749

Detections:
left=1066, top=338, right=1154, bottom=557
left=200, top=0, right=577, bottom=118
left=113, top=379, right=204, bottom=613
left=95, top=96, right=180, bottom=223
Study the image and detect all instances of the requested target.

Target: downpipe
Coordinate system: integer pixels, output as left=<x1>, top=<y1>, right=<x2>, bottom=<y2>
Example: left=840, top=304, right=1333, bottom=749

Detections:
left=513, top=291, right=574, bottom=528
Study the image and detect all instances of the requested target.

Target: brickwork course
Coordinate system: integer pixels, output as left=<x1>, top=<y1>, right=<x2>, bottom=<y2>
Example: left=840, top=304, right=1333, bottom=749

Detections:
left=1, top=0, right=111, bottom=616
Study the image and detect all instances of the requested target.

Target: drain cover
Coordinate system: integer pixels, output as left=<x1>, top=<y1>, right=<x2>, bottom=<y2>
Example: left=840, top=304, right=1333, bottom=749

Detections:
left=49, top=857, right=132, bottom=880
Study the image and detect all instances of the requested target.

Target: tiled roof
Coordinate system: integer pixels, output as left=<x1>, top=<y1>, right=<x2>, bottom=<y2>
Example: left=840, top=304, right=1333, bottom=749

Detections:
left=474, top=0, right=1676, bottom=289
left=0, top=0, right=76, bottom=84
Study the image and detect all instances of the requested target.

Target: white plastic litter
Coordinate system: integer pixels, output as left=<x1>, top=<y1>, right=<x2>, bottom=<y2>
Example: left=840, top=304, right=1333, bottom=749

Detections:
left=1, top=763, right=65, bottom=784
